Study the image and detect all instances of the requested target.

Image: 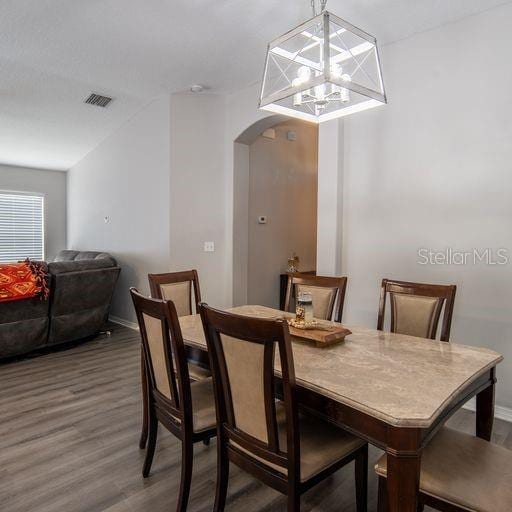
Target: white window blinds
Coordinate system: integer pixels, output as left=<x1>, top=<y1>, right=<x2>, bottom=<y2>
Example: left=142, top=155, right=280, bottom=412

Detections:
left=0, top=192, right=44, bottom=263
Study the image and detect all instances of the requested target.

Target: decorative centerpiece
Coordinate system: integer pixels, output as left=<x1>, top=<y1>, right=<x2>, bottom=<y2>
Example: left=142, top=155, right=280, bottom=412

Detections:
left=286, top=291, right=352, bottom=347
left=288, top=318, right=318, bottom=330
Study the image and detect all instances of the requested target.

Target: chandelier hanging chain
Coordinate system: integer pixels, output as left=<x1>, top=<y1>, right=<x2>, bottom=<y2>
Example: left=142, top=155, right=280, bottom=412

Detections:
left=311, top=0, right=328, bottom=16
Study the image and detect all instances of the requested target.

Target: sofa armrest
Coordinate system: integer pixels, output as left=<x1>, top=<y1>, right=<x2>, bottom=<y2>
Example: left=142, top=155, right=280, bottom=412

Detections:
left=47, top=266, right=121, bottom=345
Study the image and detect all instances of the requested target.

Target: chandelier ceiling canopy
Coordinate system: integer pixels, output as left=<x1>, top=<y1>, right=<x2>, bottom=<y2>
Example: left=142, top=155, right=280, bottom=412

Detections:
left=259, top=0, right=387, bottom=123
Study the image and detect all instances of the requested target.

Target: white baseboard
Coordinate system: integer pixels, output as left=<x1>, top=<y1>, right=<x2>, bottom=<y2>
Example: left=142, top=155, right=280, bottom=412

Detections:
left=109, top=315, right=139, bottom=331
left=462, top=398, right=512, bottom=424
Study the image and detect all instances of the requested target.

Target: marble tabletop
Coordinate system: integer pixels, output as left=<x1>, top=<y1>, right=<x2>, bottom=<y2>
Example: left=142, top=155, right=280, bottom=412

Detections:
left=179, top=305, right=503, bottom=428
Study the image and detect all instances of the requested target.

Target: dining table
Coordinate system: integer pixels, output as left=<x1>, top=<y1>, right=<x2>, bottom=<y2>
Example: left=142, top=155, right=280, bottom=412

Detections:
left=179, top=305, right=503, bottom=512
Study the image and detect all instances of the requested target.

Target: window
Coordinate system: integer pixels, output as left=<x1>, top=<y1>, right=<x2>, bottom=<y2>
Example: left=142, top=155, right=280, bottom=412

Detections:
left=0, top=191, right=44, bottom=263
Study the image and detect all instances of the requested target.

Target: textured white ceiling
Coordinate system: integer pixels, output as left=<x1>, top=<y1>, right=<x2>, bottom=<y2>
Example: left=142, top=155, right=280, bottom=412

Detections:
left=0, top=0, right=510, bottom=170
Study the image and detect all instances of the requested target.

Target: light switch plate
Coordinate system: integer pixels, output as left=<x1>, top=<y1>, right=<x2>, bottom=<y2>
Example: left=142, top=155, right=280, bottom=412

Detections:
left=204, top=241, right=215, bottom=252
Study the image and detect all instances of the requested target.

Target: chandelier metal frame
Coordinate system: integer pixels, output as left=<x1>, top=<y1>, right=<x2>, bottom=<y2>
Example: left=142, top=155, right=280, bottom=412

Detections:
left=258, top=2, right=387, bottom=123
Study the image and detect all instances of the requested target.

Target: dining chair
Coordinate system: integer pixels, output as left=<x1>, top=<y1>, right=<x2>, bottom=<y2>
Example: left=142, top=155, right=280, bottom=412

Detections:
left=130, top=288, right=216, bottom=512
left=140, top=270, right=211, bottom=450
left=284, top=274, right=348, bottom=322
left=377, top=279, right=457, bottom=342
left=376, top=427, right=512, bottom=512
left=199, top=303, right=368, bottom=512
left=148, top=269, right=210, bottom=379
left=148, top=269, right=201, bottom=316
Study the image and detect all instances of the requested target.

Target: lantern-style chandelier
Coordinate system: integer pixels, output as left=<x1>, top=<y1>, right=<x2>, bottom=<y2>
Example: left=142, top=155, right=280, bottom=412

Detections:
left=259, top=0, right=387, bottom=123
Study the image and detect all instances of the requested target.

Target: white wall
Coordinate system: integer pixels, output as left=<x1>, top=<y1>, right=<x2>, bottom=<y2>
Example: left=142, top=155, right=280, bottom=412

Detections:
left=0, top=164, right=66, bottom=261
left=316, top=120, right=343, bottom=276
left=233, top=142, right=250, bottom=306
left=341, top=3, right=512, bottom=409
left=67, top=97, right=171, bottom=323
left=247, top=120, right=318, bottom=308
left=169, top=93, right=228, bottom=308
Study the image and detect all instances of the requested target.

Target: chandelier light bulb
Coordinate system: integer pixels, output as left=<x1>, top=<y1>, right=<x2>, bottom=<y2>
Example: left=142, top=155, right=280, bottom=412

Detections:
left=297, top=66, right=312, bottom=83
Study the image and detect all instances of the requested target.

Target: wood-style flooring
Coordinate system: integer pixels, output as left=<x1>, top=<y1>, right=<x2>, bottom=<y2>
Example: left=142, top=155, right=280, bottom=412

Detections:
left=1, top=324, right=511, bottom=512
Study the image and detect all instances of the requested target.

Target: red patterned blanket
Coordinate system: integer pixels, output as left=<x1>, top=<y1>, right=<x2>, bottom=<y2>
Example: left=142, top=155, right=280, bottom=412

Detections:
left=0, top=259, right=49, bottom=303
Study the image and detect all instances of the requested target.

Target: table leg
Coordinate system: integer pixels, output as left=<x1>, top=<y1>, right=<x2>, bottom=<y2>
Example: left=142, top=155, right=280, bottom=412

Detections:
left=476, top=378, right=495, bottom=441
left=386, top=450, right=421, bottom=512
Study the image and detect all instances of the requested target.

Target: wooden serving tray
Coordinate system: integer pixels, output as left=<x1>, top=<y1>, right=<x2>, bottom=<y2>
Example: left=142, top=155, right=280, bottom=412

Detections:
left=288, top=323, right=352, bottom=347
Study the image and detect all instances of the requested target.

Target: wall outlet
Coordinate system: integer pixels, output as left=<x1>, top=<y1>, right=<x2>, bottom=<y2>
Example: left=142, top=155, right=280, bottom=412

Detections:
left=258, top=215, right=267, bottom=224
left=204, top=241, right=215, bottom=252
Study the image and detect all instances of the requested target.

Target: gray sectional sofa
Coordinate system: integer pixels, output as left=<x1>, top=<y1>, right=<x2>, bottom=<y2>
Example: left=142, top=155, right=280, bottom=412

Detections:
left=0, top=250, right=121, bottom=359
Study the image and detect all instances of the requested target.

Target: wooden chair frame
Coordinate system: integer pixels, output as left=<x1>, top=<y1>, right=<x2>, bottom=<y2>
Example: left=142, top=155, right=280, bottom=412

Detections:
left=284, top=274, right=348, bottom=323
left=130, top=289, right=215, bottom=512
left=199, top=303, right=367, bottom=512
left=377, top=279, right=457, bottom=342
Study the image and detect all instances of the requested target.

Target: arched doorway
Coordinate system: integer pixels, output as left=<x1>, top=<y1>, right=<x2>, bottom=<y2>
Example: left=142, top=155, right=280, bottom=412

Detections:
left=233, top=116, right=319, bottom=308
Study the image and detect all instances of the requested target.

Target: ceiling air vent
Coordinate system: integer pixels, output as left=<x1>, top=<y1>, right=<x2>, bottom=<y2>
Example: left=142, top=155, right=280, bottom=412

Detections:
left=84, top=93, right=113, bottom=108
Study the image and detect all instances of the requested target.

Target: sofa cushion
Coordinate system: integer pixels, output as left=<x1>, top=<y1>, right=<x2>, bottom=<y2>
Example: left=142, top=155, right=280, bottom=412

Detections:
left=53, top=250, right=117, bottom=266
left=0, top=317, right=49, bottom=358
left=0, top=296, right=49, bottom=323
left=48, top=259, right=116, bottom=274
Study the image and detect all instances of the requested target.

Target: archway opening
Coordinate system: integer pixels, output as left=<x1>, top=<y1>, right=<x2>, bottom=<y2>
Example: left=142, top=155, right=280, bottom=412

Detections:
left=233, top=116, right=319, bottom=308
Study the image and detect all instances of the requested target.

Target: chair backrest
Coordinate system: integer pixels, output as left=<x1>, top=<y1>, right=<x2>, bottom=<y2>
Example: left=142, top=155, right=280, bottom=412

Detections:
left=377, top=279, right=457, bottom=342
left=199, top=304, right=300, bottom=481
left=148, top=270, right=201, bottom=317
left=284, top=274, right=347, bottom=322
left=130, top=288, right=193, bottom=429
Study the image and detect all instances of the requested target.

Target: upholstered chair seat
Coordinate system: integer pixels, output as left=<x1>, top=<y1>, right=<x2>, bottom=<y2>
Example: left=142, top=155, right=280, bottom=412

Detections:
left=290, top=411, right=366, bottom=481
left=164, top=378, right=216, bottom=432
left=234, top=402, right=367, bottom=482
left=375, top=427, right=512, bottom=512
